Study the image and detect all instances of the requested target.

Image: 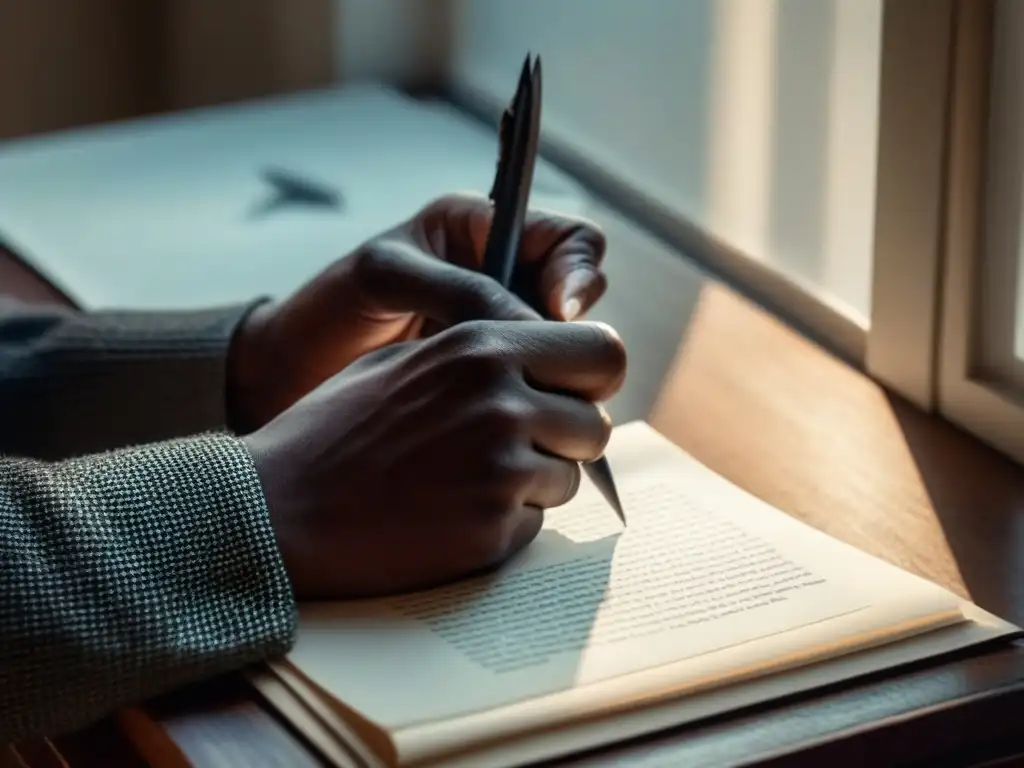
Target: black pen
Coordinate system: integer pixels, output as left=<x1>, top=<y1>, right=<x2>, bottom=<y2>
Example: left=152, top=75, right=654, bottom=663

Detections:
left=480, top=54, right=626, bottom=526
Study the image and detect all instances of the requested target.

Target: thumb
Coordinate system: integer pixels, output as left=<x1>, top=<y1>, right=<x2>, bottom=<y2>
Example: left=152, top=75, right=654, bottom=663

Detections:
left=348, top=238, right=542, bottom=326
left=541, top=249, right=607, bottom=322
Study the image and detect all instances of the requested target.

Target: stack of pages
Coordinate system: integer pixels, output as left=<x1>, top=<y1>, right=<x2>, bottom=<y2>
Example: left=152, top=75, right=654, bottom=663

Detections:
left=250, top=421, right=1019, bottom=768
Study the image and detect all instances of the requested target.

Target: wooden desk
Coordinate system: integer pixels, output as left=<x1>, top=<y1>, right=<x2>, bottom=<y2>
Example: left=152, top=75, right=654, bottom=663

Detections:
left=4, top=198, right=1024, bottom=766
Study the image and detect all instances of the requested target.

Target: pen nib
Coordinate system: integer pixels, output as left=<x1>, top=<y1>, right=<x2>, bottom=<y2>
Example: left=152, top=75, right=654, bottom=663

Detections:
left=585, top=458, right=626, bottom=527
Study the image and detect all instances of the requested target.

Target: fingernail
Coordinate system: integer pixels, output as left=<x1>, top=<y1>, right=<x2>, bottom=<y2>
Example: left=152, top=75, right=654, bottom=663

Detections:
left=559, top=269, right=594, bottom=321
left=562, top=297, right=582, bottom=321
left=585, top=320, right=622, bottom=343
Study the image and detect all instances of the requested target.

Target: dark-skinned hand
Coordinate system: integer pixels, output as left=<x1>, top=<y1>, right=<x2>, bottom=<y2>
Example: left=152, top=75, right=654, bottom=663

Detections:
left=228, top=192, right=608, bottom=433
left=236, top=193, right=624, bottom=600
left=244, top=317, right=626, bottom=600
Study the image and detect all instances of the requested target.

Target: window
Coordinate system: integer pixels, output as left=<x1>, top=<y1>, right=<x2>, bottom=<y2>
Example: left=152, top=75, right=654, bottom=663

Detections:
left=441, top=0, right=956, bottom=405
left=339, top=0, right=1018, bottom=464
left=446, top=0, right=886, bottom=362
left=938, top=0, right=1024, bottom=463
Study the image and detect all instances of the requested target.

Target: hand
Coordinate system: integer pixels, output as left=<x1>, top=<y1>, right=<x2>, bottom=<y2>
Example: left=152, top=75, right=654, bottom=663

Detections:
left=243, top=318, right=626, bottom=600
left=228, top=193, right=608, bottom=432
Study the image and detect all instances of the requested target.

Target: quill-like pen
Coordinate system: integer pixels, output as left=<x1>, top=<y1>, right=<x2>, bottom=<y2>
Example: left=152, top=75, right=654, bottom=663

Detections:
left=480, top=54, right=626, bottom=525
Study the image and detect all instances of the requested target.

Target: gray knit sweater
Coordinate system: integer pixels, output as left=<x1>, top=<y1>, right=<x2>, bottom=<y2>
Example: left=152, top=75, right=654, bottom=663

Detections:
left=0, top=299, right=297, bottom=742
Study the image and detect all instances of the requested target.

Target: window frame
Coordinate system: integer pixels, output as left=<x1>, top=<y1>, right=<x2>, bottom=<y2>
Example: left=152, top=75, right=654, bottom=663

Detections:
left=932, top=0, right=1024, bottom=463
left=863, top=0, right=956, bottom=411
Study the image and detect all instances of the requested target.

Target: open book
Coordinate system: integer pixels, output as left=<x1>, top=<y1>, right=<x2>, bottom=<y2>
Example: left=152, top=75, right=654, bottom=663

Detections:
left=251, top=421, right=1020, bottom=768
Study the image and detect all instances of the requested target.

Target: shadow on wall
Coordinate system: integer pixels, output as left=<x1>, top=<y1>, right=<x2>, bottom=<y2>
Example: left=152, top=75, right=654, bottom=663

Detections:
left=889, top=392, right=1024, bottom=627
left=444, top=0, right=881, bottom=322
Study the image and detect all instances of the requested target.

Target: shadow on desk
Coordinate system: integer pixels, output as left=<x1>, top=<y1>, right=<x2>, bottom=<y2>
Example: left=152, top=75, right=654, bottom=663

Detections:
left=645, top=279, right=1024, bottom=631
left=891, top=395, right=1024, bottom=627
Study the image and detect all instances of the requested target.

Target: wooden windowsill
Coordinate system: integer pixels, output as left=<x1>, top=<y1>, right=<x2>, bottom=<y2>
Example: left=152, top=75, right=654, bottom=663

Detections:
left=650, top=281, right=1024, bottom=623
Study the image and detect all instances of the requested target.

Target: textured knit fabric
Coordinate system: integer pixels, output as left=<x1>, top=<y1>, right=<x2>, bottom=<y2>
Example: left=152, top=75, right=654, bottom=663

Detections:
left=0, top=298, right=264, bottom=460
left=0, top=299, right=297, bottom=742
left=0, top=435, right=296, bottom=742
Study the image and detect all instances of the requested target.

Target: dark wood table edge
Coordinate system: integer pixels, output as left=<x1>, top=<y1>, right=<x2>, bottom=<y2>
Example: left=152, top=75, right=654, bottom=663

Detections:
left=543, top=637, right=1024, bottom=766
left=129, top=636, right=1024, bottom=768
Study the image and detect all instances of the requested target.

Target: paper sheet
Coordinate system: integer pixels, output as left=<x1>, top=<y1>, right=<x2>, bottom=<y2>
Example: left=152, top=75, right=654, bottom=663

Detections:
left=283, top=422, right=971, bottom=765
left=0, top=84, right=590, bottom=310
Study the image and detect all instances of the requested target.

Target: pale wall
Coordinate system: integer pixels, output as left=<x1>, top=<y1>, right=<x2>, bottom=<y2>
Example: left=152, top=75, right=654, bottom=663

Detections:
left=444, top=0, right=882, bottom=320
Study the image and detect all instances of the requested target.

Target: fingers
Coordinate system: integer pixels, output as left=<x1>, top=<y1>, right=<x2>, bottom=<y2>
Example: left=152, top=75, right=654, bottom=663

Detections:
left=522, top=454, right=581, bottom=510
left=418, top=193, right=608, bottom=321
left=507, top=506, right=545, bottom=556
left=437, top=317, right=627, bottom=402
left=514, top=206, right=607, bottom=321
left=348, top=239, right=541, bottom=325
left=464, top=504, right=545, bottom=575
left=509, top=319, right=627, bottom=402
left=465, top=457, right=574, bottom=575
left=532, top=227, right=607, bottom=321
left=527, top=390, right=611, bottom=462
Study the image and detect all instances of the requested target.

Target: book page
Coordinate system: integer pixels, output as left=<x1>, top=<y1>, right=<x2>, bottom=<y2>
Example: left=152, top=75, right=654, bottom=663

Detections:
left=285, top=422, right=964, bottom=760
left=267, top=600, right=1012, bottom=768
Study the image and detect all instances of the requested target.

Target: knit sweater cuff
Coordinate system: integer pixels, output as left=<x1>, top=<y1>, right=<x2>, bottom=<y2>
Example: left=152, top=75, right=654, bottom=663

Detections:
left=0, top=432, right=296, bottom=741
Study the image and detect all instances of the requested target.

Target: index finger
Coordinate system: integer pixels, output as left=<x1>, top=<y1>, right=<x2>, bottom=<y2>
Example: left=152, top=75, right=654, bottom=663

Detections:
left=421, top=193, right=608, bottom=321
left=495, top=319, right=627, bottom=403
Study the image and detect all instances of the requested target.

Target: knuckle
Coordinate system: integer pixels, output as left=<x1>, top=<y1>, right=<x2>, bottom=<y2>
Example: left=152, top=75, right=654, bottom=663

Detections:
left=594, top=404, right=614, bottom=453
left=348, top=241, right=386, bottom=277
left=479, top=398, right=536, bottom=442
left=447, top=318, right=493, bottom=346
left=562, top=462, right=583, bottom=505
left=434, top=319, right=491, bottom=354
left=499, top=460, right=537, bottom=495
left=452, top=272, right=536, bottom=322
left=455, top=273, right=507, bottom=316
left=474, top=447, right=536, bottom=509
left=589, top=225, right=608, bottom=261
left=467, top=508, right=542, bottom=570
left=574, top=219, right=608, bottom=262
left=346, top=240, right=398, bottom=295
left=447, top=322, right=512, bottom=372
left=463, top=520, right=508, bottom=568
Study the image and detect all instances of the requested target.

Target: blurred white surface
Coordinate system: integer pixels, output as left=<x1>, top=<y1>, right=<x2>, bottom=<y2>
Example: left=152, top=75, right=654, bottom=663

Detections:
left=0, top=84, right=587, bottom=310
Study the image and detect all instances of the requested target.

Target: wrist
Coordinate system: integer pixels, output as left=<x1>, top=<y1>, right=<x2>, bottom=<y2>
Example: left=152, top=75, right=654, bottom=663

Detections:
left=243, top=431, right=314, bottom=600
left=227, top=300, right=277, bottom=434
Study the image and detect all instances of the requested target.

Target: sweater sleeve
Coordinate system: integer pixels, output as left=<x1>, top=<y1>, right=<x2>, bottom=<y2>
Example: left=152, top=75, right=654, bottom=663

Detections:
left=0, top=298, right=266, bottom=460
left=0, top=433, right=297, bottom=743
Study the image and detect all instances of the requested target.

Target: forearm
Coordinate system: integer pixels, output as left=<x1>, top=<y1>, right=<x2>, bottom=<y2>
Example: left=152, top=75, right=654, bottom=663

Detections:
left=0, top=298, right=264, bottom=459
left=0, top=434, right=296, bottom=742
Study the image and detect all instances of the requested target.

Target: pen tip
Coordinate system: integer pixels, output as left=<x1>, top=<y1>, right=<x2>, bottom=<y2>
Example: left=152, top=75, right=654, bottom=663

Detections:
left=585, top=458, right=626, bottom=527
left=608, top=494, right=626, bottom=527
